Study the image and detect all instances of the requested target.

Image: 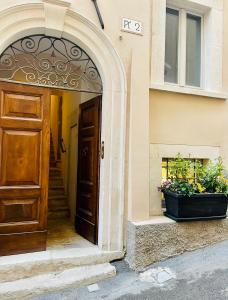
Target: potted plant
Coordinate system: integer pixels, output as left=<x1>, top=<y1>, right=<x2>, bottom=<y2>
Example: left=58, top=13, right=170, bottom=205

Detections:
left=159, top=154, right=228, bottom=221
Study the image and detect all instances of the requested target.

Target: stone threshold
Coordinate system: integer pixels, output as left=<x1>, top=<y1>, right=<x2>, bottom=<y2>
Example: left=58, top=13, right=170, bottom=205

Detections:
left=0, top=247, right=124, bottom=283
left=0, top=263, right=116, bottom=300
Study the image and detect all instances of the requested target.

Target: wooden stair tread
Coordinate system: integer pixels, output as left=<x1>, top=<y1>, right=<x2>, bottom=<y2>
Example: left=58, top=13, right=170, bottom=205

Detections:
left=49, top=185, right=65, bottom=189
left=48, top=194, right=68, bottom=199
left=48, top=206, right=69, bottom=211
left=49, top=167, right=61, bottom=170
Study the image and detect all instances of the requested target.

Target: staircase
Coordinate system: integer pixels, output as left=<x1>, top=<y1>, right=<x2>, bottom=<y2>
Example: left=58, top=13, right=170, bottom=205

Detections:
left=48, top=134, right=69, bottom=219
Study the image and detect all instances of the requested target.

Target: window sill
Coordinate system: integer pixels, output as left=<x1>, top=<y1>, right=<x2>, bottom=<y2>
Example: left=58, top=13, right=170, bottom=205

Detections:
left=150, top=83, right=228, bottom=100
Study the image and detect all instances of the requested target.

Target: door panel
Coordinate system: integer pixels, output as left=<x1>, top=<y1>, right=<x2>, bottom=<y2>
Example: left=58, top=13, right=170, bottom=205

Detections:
left=2, top=93, right=41, bottom=119
left=0, top=82, right=50, bottom=256
left=0, top=197, right=39, bottom=223
left=76, top=96, right=101, bottom=244
left=0, top=130, right=40, bottom=186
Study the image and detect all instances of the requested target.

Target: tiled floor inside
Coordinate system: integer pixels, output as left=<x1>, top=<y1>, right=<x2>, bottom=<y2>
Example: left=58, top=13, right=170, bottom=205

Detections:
left=47, top=218, right=95, bottom=250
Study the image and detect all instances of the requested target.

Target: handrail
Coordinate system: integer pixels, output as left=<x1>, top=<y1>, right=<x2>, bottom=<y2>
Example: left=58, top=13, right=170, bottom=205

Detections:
left=60, top=138, right=67, bottom=153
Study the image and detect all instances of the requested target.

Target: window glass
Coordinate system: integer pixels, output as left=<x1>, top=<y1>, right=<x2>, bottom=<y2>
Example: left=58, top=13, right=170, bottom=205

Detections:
left=162, top=158, right=204, bottom=181
left=161, top=158, right=204, bottom=209
left=186, top=14, right=201, bottom=87
left=165, top=8, right=179, bottom=84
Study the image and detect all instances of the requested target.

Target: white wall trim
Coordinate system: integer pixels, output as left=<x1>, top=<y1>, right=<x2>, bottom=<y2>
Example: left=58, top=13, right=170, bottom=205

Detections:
left=150, top=83, right=227, bottom=99
left=0, top=2, right=127, bottom=253
left=42, top=0, right=72, bottom=8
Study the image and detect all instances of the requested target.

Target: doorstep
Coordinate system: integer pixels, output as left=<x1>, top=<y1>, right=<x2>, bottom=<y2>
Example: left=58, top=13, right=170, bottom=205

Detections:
left=0, top=263, right=116, bottom=300
left=0, top=246, right=123, bottom=299
left=126, top=216, right=228, bottom=270
left=0, top=246, right=124, bottom=282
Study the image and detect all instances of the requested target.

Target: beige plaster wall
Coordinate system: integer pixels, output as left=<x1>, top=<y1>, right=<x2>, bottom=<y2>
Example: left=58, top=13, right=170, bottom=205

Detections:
left=69, top=0, right=151, bottom=222
left=220, top=1, right=228, bottom=168
left=149, top=89, right=227, bottom=215
left=61, top=91, right=80, bottom=220
left=149, top=90, right=226, bottom=147
left=50, top=95, right=60, bottom=160
left=222, top=1, right=228, bottom=94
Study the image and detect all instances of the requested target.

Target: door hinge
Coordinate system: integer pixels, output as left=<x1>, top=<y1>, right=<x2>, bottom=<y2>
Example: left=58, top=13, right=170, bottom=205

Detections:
left=100, top=141, right=104, bottom=159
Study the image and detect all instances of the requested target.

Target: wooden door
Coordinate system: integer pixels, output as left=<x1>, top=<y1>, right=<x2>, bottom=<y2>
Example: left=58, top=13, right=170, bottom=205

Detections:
left=0, top=82, right=50, bottom=256
left=75, top=96, right=101, bottom=244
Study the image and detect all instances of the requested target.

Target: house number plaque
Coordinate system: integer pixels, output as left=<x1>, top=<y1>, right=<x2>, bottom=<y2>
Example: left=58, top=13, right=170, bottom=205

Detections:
left=121, top=18, right=143, bottom=35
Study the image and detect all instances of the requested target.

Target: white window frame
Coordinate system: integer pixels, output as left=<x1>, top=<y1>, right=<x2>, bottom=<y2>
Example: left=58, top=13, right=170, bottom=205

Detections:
left=150, top=0, right=224, bottom=98
left=165, top=5, right=204, bottom=89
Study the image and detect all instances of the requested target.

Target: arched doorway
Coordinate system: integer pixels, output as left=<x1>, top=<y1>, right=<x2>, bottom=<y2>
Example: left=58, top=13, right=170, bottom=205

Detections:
left=0, top=34, right=103, bottom=254
left=0, top=3, right=126, bottom=256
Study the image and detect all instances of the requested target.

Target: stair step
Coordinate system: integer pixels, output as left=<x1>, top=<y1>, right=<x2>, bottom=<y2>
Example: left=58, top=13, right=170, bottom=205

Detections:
left=49, top=176, right=63, bottom=186
left=48, top=196, right=67, bottom=203
left=49, top=173, right=61, bottom=177
left=48, top=192, right=66, bottom=197
left=48, top=195, right=68, bottom=200
left=48, top=210, right=70, bottom=219
left=48, top=188, right=65, bottom=196
left=49, top=177, right=62, bottom=182
left=49, top=203, right=67, bottom=209
left=48, top=205, right=69, bottom=212
left=50, top=162, right=57, bottom=167
left=0, top=263, right=116, bottom=300
left=49, top=185, right=65, bottom=190
left=49, top=166, right=61, bottom=170
left=48, top=203, right=69, bottom=219
left=49, top=169, right=61, bottom=173
left=49, top=183, right=64, bottom=188
left=49, top=198, right=67, bottom=207
left=0, top=247, right=123, bottom=283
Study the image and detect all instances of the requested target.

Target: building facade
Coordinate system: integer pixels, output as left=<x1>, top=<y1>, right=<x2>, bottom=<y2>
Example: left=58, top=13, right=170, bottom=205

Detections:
left=0, top=0, right=228, bottom=271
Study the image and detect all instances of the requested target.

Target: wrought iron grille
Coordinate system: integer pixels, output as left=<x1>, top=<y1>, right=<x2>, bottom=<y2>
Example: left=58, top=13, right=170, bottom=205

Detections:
left=0, top=35, right=102, bottom=93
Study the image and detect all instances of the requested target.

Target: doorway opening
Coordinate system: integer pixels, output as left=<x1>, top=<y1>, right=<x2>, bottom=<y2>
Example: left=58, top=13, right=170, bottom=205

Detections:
left=47, top=89, right=102, bottom=249
left=0, top=34, right=103, bottom=256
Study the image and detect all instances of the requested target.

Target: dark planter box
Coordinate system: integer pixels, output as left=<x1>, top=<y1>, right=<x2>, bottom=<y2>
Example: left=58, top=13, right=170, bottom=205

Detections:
left=164, top=191, right=228, bottom=221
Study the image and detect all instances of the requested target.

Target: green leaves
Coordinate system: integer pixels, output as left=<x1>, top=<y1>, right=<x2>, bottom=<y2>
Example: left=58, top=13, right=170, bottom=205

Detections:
left=160, top=154, right=228, bottom=196
left=197, top=157, right=228, bottom=195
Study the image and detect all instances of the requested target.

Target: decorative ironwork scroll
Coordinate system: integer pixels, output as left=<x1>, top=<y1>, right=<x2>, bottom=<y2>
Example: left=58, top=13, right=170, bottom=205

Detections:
left=0, top=35, right=102, bottom=93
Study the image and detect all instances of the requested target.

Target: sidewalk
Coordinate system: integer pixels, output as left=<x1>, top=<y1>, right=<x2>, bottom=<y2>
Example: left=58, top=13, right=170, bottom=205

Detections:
left=33, top=240, right=228, bottom=300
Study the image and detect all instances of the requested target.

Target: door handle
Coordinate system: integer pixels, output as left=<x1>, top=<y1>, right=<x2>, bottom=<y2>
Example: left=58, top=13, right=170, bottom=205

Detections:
left=100, top=141, right=104, bottom=159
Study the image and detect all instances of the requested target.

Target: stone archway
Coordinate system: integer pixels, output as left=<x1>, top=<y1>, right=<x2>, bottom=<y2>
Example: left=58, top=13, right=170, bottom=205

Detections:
left=0, top=1, right=127, bottom=253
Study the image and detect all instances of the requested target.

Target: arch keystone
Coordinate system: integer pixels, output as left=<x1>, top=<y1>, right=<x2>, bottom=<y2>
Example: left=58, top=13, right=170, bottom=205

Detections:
left=43, top=0, right=71, bottom=37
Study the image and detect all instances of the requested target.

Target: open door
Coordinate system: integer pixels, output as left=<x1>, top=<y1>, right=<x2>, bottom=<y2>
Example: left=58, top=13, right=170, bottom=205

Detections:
left=75, top=96, right=101, bottom=244
left=0, top=82, right=50, bottom=256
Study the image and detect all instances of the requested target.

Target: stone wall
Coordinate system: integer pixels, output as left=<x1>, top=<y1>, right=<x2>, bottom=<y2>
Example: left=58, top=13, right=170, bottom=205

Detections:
left=126, top=217, right=228, bottom=270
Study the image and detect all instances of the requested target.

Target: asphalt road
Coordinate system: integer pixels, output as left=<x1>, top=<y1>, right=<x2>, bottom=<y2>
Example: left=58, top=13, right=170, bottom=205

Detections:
left=33, top=240, right=228, bottom=300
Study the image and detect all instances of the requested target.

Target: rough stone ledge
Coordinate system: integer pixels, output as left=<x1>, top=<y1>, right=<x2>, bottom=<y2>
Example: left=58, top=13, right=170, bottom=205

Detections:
left=126, top=216, right=228, bottom=271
